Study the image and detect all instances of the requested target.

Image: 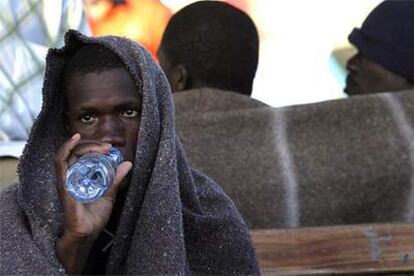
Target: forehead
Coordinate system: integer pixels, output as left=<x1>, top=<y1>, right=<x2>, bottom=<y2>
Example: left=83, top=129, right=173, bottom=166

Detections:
left=65, top=67, right=141, bottom=107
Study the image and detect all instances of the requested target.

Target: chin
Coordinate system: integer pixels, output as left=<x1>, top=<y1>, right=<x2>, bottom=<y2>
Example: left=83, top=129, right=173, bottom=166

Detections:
left=344, top=85, right=359, bottom=96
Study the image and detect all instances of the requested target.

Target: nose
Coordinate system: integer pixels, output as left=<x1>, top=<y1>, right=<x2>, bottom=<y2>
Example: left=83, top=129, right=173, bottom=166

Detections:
left=97, top=116, right=125, bottom=147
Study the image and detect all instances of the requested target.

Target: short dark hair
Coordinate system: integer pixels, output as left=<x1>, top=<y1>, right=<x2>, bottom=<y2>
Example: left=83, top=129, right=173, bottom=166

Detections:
left=63, top=44, right=125, bottom=87
left=159, top=1, right=259, bottom=96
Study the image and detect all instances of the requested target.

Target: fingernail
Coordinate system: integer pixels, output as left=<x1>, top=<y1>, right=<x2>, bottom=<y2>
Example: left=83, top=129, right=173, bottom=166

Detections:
left=71, top=133, right=80, bottom=140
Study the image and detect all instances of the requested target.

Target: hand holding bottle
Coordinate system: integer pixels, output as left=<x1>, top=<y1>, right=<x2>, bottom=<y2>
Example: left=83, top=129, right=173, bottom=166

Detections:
left=54, top=133, right=132, bottom=273
left=66, top=145, right=124, bottom=203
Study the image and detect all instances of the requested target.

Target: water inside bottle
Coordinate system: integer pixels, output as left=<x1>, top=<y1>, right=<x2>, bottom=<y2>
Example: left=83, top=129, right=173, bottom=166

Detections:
left=66, top=152, right=118, bottom=203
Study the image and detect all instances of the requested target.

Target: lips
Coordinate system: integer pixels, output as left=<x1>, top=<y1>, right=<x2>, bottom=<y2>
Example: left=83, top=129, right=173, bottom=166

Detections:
left=344, top=75, right=357, bottom=95
left=346, top=75, right=355, bottom=86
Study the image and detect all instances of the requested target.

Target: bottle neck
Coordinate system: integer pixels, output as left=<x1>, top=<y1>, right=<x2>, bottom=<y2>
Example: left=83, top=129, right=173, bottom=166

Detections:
left=107, top=147, right=123, bottom=167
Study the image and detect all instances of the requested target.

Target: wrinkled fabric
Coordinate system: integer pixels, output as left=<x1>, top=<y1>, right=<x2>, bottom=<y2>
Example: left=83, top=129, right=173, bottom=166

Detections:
left=175, top=88, right=414, bottom=229
left=0, top=30, right=259, bottom=275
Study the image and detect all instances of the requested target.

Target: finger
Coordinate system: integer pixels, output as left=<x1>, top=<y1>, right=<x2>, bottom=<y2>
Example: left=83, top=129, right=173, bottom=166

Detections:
left=72, top=141, right=112, bottom=156
left=55, top=133, right=82, bottom=196
left=55, top=133, right=82, bottom=166
left=104, top=161, right=133, bottom=202
left=67, top=143, right=112, bottom=166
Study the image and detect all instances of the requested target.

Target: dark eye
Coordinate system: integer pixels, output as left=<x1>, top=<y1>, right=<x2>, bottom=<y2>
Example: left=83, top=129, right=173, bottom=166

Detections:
left=121, top=109, right=139, bottom=118
left=80, top=114, right=96, bottom=124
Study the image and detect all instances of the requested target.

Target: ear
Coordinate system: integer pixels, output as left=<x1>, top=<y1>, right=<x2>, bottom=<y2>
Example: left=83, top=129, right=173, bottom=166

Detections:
left=170, top=64, right=188, bottom=92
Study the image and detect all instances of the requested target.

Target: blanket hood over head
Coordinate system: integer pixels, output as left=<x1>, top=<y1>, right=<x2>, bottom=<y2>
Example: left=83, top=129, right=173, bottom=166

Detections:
left=0, top=30, right=258, bottom=275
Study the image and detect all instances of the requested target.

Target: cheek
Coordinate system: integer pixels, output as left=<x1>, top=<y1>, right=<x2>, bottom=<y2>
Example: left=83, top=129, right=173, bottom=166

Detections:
left=126, top=124, right=139, bottom=144
left=65, top=119, right=79, bottom=136
left=124, top=121, right=140, bottom=160
left=67, top=121, right=96, bottom=139
left=357, top=67, right=379, bottom=86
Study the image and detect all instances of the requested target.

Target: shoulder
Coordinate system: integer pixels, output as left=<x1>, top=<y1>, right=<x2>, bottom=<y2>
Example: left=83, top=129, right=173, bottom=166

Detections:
left=174, top=88, right=267, bottom=115
left=1, top=182, right=26, bottom=235
left=0, top=183, right=64, bottom=275
left=0, top=183, right=20, bottom=210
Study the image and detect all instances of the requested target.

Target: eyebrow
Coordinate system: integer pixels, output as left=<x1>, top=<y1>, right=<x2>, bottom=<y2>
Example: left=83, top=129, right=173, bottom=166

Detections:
left=72, top=98, right=142, bottom=113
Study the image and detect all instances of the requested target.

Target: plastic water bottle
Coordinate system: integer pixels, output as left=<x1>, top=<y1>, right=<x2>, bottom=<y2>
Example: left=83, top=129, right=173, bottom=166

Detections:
left=66, top=147, right=123, bottom=203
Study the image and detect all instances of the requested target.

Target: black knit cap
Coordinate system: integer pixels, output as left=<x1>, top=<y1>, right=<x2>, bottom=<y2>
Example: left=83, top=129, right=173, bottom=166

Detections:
left=348, top=0, right=414, bottom=78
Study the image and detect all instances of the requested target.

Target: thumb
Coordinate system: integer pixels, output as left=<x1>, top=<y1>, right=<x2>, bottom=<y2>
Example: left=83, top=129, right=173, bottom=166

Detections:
left=104, top=161, right=133, bottom=201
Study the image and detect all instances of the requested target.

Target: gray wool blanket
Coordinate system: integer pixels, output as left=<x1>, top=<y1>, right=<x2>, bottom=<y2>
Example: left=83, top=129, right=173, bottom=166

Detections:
left=0, top=31, right=259, bottom=275
left=174, top=88, right=414, bottom=229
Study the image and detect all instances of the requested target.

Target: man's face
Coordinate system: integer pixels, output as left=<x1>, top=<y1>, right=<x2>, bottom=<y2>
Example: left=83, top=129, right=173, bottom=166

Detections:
left=344, top=53, right=412, bottom=96
left=65, top=67, right=142, bottom=164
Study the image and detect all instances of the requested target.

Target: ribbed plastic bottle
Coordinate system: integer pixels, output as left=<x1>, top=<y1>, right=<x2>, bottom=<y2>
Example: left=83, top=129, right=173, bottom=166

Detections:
left=66, top=147, right=123, bottom=203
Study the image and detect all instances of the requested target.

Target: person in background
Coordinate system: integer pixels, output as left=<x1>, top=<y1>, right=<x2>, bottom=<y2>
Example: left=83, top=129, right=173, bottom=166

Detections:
left=158, top=0, right=259, bottom=97
left=0, top=30, right=259, bottom=274
left=344, top=0, right=414, bottom=96
left=157, top=1, right=282, bottom=228
left=158, top=0, right=414, bottom=230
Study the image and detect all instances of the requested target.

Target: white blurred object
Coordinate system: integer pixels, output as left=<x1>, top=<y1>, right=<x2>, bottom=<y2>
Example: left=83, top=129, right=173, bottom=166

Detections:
left=0, top=141, right=26, bottom=158
left=0, top=129, right=9, bottom=142
left=43, top=0, right=64, bottom=42
left=160, top=0, right=195, bottom=13
left=249, top=0, right=382, bottom=107
left=0, top=0, right=90, bottom=140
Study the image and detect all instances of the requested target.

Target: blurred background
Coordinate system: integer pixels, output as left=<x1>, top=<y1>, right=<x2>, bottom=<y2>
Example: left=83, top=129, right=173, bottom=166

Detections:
left=0, top=0, right=383, bottom=143
left=83, top=0, right=384, bottom=107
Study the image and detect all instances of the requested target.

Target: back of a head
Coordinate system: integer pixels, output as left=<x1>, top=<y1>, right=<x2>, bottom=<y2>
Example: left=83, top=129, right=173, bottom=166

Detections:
left=159, top=1, right=259, bottom=96
left=348, top=0, right=414, bottom=79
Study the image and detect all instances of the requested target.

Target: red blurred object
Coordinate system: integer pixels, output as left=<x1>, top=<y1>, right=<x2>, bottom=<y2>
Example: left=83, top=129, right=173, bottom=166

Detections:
left=84, top=0, right=172, bottom=60
left=225, top=0, right=248, bottom=13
